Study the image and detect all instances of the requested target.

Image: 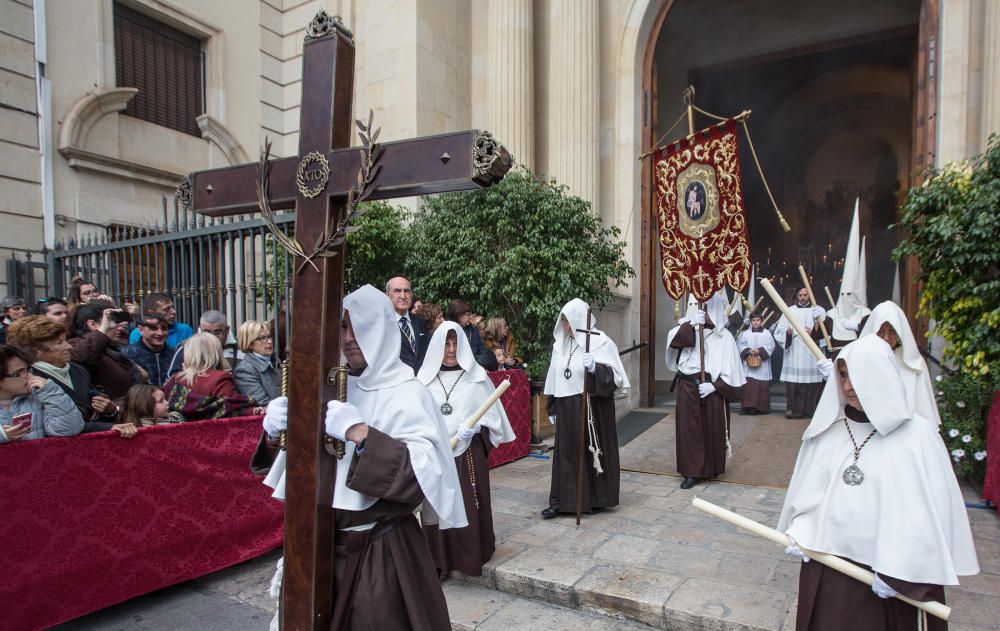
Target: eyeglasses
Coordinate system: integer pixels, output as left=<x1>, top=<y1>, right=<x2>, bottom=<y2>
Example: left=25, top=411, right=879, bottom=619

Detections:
left=254, top=335, right=274, bottom=343
left=141, top=322, right=169, bottom=331
left=2, top=368, right=28, bottom=379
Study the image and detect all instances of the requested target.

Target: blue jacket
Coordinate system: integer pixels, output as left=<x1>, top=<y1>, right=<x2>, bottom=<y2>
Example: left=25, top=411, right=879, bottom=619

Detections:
left=128, top=322, right=194, bottom=349
left=0, top=380, right=85, bottom=442
left=125, top=341, right=176, bottom=387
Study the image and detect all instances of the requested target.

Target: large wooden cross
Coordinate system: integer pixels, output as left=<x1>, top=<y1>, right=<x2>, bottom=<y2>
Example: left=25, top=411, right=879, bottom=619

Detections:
left=179, top=12, right=511, bottom=630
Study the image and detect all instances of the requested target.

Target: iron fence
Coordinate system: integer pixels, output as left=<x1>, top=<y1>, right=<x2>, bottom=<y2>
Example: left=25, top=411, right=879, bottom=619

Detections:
left=38, top=194, right=294, bottom=354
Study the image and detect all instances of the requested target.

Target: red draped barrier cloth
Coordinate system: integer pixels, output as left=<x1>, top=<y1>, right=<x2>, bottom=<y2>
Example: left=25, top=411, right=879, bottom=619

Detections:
left=487, top=369, right=531, bottom=468
left=983, top=390, right=1000, bottom=505
left=0, top=416, right=283, bottom=631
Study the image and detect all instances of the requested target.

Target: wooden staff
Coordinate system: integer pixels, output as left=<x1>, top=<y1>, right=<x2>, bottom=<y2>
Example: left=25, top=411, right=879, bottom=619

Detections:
left=692, top=498, right=951, bottom=621
left=760, top=278, right=825, bottom=361
left=726, top=293, right=742, bottom=317
left=450, top=379, right=511, bottom=449
left=798, top=265, right=832, bottom=353
left=735, top=297, right=766, bottom=336
left=824, top=286, right=837, bottom=311
left=761, top=312, right=776, bottom=328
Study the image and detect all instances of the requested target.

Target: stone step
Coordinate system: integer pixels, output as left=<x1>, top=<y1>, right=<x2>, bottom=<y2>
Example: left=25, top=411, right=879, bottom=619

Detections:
left=444, top=579, right=658, bottom=630
left=447, top=539, right=796, bottom=631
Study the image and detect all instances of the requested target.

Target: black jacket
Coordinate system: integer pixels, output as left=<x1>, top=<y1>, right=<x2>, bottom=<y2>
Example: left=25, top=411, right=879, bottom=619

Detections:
left=462, top=324, right=498, bottom=371
left=125, top=340, right=176, bottom=387
left=397, top=313, right=430, bottom=373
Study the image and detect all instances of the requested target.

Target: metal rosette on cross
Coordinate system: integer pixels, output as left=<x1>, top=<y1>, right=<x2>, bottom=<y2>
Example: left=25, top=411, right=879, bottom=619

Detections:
left=653, top=119, right=751, bottom=303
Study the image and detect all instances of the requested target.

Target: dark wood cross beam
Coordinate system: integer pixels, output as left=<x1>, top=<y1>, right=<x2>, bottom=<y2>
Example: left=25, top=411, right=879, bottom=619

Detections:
left=178, top=11, right=511, bottom=631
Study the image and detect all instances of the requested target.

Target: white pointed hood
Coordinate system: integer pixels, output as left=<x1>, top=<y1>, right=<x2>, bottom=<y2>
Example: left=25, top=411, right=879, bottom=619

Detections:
left=830, top=199, right=870, bottom=339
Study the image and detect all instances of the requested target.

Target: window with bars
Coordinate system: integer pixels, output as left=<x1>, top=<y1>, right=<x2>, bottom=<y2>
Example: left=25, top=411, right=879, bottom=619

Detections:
left=113, top=2, right=205, bottom=136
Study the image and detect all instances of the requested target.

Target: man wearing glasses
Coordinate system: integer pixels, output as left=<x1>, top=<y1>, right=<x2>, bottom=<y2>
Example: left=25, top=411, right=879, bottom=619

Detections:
left=125, top=314, right=175, bottom=387
left=166, top=310, right=243, bottom=378
left=128, top=293, right=194, bottom=349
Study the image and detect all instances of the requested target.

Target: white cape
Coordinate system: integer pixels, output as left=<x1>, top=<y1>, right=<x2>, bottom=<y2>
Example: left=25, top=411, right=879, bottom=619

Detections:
left=778, top=335, right=978, bottom=585
left=263, top=285, right=467, bottom=530
left=544, top=298, right=629, bottom=398
left=417, top=321, right=516, bottom=456
left=664, top=293, right=745, bottom=388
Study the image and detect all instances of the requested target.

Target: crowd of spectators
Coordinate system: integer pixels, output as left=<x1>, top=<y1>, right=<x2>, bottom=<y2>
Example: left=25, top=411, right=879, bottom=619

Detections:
left=0, top=273, right=522, bottom=444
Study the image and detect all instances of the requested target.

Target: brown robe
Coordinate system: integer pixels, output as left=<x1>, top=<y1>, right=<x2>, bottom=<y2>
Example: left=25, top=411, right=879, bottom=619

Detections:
left=786, top=381, right=823, bottom=418
left=797, top=557, right=946, bottom=631
left=252, top=427, right=450, bottom=631
left=670, top=323, right=741, bottom=478
left=548, top=363, right=620, bottom=514
left=423, top=430, right=495, bottom=576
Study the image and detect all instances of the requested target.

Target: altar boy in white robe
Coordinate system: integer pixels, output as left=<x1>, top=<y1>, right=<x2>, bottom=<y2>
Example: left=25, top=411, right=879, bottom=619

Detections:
left=417, top=321, right=515, bottom=576
left=778, top=335, right=978, bottom=630
left=774, top=287, right=828, bottom=418
left=737, top=312, right=775, bottom=414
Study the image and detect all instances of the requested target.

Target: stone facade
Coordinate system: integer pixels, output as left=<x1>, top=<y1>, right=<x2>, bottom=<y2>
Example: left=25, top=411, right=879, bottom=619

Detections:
left=0, top=0, right=997, bottom=407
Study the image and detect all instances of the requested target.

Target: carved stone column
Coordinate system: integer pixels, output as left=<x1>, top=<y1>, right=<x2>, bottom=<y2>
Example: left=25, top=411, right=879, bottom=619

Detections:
left=547, top=0, right=599, bottom=207
left=487, top=0, right=534, bottom=169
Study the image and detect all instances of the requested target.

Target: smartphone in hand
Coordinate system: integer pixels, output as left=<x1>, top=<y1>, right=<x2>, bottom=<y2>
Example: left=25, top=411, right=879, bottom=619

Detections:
left=12, top=412, right=32, bottom=432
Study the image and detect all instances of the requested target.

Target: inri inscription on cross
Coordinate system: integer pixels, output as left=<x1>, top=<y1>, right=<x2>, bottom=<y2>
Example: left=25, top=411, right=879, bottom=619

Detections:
left=178, top=11, right=511, bottom=631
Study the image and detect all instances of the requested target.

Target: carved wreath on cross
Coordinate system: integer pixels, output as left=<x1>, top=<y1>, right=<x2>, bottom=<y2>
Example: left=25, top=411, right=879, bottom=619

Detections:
left=256, top=111, right=382, bottom=274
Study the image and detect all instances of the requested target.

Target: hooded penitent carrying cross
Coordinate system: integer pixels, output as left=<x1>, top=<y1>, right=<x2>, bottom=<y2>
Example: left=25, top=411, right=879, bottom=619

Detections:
left=543, top=299, right=630, bottom=521
left=178, top=12, right=511, bottom=630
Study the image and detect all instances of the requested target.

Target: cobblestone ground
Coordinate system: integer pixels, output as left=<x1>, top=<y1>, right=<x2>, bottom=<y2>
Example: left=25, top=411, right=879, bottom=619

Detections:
left=55, top=454, right=1000, bottom=630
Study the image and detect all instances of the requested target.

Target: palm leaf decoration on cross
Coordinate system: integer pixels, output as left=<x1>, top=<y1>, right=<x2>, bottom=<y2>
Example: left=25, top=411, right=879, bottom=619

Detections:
left=255, top=110, right=383, bottom=274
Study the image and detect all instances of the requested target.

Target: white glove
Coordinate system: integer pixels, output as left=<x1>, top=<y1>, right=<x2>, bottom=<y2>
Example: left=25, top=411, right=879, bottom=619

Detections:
left=784, top=536, right=811, bottom=563
left=581, top=352, right=596, bottom=373
left=262, top=396, right=288, bottom=438
left=324, top=400, right=364, bottom=442
left=690, top=310, right=706, bottom=326
left=871, top=573, right=897, bottom=599
left=456, top=423, right=479, bottom=442
left=698, top=382, right=716, bottom=398
left=816, top=358, right=833, bottom=379
left=548, top=414, right=557, bottom=425
left=839, top=318, right=859, bottom=333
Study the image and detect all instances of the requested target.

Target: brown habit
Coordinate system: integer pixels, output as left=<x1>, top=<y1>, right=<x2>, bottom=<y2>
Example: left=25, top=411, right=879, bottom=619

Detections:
left=797, top=558, right=946, bottom=631
left=670, top=323, right=741, bottom=478
left=548, top=363, right=621, bottom=514
left=423, top=431, right=495, bottom=576
left=740, top=378, right=772, bottom=412
left=253, top=427, right=450, bottom=630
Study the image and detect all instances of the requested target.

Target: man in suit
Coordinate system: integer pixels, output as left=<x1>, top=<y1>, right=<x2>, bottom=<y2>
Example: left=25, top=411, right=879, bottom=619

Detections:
left=386, top=276, right=429, bottom=373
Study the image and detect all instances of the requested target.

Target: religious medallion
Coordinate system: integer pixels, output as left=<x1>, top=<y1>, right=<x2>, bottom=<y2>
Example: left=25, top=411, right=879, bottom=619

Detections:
left=563, top=368, right=573, bottom=379
left=675, top=163, right=721, bottom=238
left=296, top=151, right=330, bottom=198
left=440, top=402, right=453, bottom=416
left=842, top=464, right=864, bottom=486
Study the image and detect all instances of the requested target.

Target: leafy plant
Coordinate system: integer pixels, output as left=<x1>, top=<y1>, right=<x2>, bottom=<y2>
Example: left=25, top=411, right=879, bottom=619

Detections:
left=343, top=201, right=410, bottom=291
left=405, top=167, right=635, bottom=364
left=893, top=133, right=1000, bottom=480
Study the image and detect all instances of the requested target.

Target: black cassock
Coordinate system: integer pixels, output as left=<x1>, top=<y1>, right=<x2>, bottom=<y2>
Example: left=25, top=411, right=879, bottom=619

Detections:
left=547, top=363, right=621, bottom=514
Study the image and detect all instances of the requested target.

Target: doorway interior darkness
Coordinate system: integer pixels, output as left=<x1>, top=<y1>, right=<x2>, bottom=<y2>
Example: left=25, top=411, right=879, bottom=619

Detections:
left=643, top=0, right=923, bottom=401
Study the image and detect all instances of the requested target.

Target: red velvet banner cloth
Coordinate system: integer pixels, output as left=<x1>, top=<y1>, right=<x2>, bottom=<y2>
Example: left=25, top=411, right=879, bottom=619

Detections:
left=983, top=390, right=1000, bottom=505
left=0, top=416, right=283, bottom=631
left=653, top=119, right=752, bottom=301
left=487, top=369, right=531, bottom=468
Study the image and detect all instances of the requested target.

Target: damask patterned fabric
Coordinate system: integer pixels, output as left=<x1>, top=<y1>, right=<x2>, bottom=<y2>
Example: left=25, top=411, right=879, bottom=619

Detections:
left=487, top=369, right=530, bottom=468
left=984, top=390, right=1000, bottom=504
left=0, top=416, right=283, bottom=631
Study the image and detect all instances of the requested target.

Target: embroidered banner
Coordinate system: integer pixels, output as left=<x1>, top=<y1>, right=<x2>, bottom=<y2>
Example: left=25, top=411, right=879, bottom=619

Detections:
left=653, top=119, right=752, bottom=301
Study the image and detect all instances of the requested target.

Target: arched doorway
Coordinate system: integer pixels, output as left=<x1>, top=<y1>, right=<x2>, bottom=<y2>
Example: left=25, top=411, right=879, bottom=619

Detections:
left=638, top=0, right=938, bottom=407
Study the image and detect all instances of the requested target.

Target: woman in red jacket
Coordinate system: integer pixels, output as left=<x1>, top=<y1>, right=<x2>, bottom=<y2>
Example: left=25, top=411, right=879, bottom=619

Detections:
left=162, top=332, right=264, bottom=420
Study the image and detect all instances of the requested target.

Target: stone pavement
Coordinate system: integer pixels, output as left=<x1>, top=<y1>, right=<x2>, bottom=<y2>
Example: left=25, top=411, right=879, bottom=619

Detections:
left=55, top=455, right=999, bottom=630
